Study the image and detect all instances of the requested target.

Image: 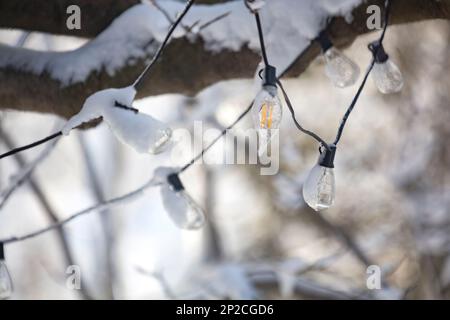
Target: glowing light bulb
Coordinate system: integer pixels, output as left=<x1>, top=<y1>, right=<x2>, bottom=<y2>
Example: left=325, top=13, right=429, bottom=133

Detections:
left=252, top=85, right=282, bottom=154
left=158, top=171, right=205, bottom=230
left=324, top=48, right=360, bottom=88
left=369, top=42, right=404, bottom=94
left=0, top=244, right=12, bottom=300
left=303, top=145, right=337, bottom=211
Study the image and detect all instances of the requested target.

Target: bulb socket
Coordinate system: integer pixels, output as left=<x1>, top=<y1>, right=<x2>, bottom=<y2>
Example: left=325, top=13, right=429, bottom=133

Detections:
left=319, top=144, right=337, bottom=169
left=167, top=173, right=185, bottom=192
left=369, top=41, right=389, bottom=64
left=0, top=242, right=4, bottom=260
left=263, top=65, right=277, bottom=87
left=317, top=30, right=333, bottom=53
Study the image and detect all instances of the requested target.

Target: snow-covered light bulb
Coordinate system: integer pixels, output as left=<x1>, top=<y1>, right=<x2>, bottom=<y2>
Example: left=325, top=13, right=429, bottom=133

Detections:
left=317, top=31, right=360, bottom=88
left=0, top=243, right=13, bottom=300
left=156, top=168, right=206, bottom=230
left=252, top=66, right=282, bottom=154
left=369, top=41, right=404, bottom=94
left=303, top=144, right=337, bottom=212
left=62, top=86, right=172, bottom=155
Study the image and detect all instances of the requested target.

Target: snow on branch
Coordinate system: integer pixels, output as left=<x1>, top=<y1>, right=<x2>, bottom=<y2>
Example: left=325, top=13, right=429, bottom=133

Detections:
left=1, top=0, right=449, bottom=118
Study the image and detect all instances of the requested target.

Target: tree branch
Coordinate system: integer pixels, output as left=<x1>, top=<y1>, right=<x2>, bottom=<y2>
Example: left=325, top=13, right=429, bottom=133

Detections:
left=1, top=0, right=449, bottom=118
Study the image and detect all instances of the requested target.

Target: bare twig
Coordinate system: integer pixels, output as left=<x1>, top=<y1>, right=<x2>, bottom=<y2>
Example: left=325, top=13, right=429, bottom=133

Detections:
left=0, top=126, right=93, bottom=300
left=0, top=126, right=58, bottom=210
left=0, top=178, right=161, bottom=245
left=78, top=135, right=115, bottom=300
left=136, top=267, right=178, bottom=299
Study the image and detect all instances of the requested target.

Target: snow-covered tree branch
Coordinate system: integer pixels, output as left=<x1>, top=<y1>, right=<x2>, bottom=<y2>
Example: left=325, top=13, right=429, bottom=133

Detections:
left=0, top=0, right=449, bottom=118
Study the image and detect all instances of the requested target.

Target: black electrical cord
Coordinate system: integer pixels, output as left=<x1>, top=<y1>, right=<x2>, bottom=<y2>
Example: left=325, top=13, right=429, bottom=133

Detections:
left=254, top=12, right=270, bottom=67
left=277, top=79, right=331, bottom=150
left=133, top=0, right=196, bottom=90
left=0, top=0, right=196, bottom=162
left=0, top=131, right=62, bottom=160
left=333, top=0, right=392, bottom=146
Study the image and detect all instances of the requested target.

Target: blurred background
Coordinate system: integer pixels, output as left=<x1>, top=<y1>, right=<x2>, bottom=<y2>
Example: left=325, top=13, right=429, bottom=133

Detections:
left=0, top=14, right=449, bottom=299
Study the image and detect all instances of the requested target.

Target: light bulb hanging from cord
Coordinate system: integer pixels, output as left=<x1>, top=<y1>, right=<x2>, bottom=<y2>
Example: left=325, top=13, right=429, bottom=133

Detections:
left=165, top=173, right=206, bottom=230
left=303, top=144, right=337, bottom=211
left=369, top=41, right=404, bottom=94
left=252, top=66, right=283, bottom=155
left=317, top=31, right=360, bottom=88
left=62, top=87, right=172, bottom=155
left=0, top=243, right=13, bottom=300
left=155, top=167, right=206, bottom=230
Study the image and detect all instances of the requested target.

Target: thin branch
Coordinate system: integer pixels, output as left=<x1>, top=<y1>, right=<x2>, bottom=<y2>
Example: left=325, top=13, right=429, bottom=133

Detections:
left=136, top=267, right=178, bottom=299
left=0, top=127, right=59, bottom=210
left=78, top=135, right=115, bottom=300
left=1, top=179, right=161, bottom=245
left=0, top=126, right=93, bottom=300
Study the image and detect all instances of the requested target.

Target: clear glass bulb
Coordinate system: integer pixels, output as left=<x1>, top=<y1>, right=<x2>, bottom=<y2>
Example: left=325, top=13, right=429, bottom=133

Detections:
left=104, top=107, right=172, bottom=155
left=324, top=48, right=360, bottom=88
left=252, top=85, right=282, bottom=154
left=161, top=186, right=206, bottom=230
left=371, top=59, right=404, bottom=94
left=176, top=191, right=206, bottom=230
left=0, top=260, right=13, bottom=300
left=303, top=164, right=336, bottom=211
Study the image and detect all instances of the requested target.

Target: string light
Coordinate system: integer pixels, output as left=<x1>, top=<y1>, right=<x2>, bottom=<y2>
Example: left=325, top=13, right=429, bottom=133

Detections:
left=317, top=30, right=360, bottom=88
left=303, top=145, right=337, bottom=211
left=252, top=10, right=283, bottom=156
left=0, top=243, right=13, bottom=300
left=160, top=170, right=206, bottom=230
left=369, top=41, right=404, bottom=94
left=253, top=67, right=283, bottom=155
left=0, top=0, right=406, bottom=292
left=0, top=0, right=195, bottom=161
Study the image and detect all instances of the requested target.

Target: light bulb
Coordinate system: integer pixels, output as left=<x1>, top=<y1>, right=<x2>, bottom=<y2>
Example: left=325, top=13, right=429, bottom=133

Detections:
left=0, top=244, right=13, bottom=300
left=369, top=41, right=404, bottom=94
left=252, top=85, right=282, bottom=154
left=104, top=106, right=172, bottom=155
left=371, top=60, right=404, bottom=94
left=159, top=172, right=205, bottom=230
left=302, top=145, right=337, bottom=211
left=324, top=48, right=360, bottom=88
left=62, top=86, right=172, bottom=154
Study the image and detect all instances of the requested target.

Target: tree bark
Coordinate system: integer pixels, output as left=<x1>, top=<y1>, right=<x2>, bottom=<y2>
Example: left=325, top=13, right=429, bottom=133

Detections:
left=0, top=0, right=449, bottom=118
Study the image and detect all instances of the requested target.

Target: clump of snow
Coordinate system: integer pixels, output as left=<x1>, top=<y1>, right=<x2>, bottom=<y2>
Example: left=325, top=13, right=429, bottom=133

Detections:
left=0, top=0, right=363, bottom=86
left=63, top=86, right=172, bottom=154
left=245, top=0, right=266, bottom=13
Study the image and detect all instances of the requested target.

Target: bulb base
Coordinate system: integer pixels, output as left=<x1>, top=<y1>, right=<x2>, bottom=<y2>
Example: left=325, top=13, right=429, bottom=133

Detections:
left=263, top=65, right=277, bottom=87
left=369, top=41, right=389, bottom=64
left=167, top=173, right=185, bottom=192
left=317, top=30, right=333, bottom=53
left=319, top=144, right=337, bottom=169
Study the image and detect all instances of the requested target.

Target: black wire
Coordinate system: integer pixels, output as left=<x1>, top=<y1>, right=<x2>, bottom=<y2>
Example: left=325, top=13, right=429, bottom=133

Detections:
left=178, top=45, right=313, bottom=174
left=0, top=131, right=62, bottom=160
left=0, top=0, right=196, bottom=162
left=133, top=0, right=196, bottom=90
left=178, top=104, right=252, bottom=174
left=254, top=12, right=270, bottom=67
left=276, top=79, right=330, bottom=150
left=333, top=0, right=392, bottom=146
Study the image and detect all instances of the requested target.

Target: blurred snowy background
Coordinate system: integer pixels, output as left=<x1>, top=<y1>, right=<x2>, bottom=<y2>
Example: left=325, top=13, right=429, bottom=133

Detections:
left=1, top=1, right=450, bottom=300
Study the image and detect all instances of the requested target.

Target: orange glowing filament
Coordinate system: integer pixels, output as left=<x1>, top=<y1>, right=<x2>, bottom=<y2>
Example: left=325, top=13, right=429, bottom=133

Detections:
left=259, top=103, right=273, bottom=129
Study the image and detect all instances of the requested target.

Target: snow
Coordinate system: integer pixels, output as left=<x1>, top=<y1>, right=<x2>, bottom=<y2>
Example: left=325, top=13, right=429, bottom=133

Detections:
left=63, top=86, right=172, bottom=154
left=0, top=0, right=363, bottom=87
